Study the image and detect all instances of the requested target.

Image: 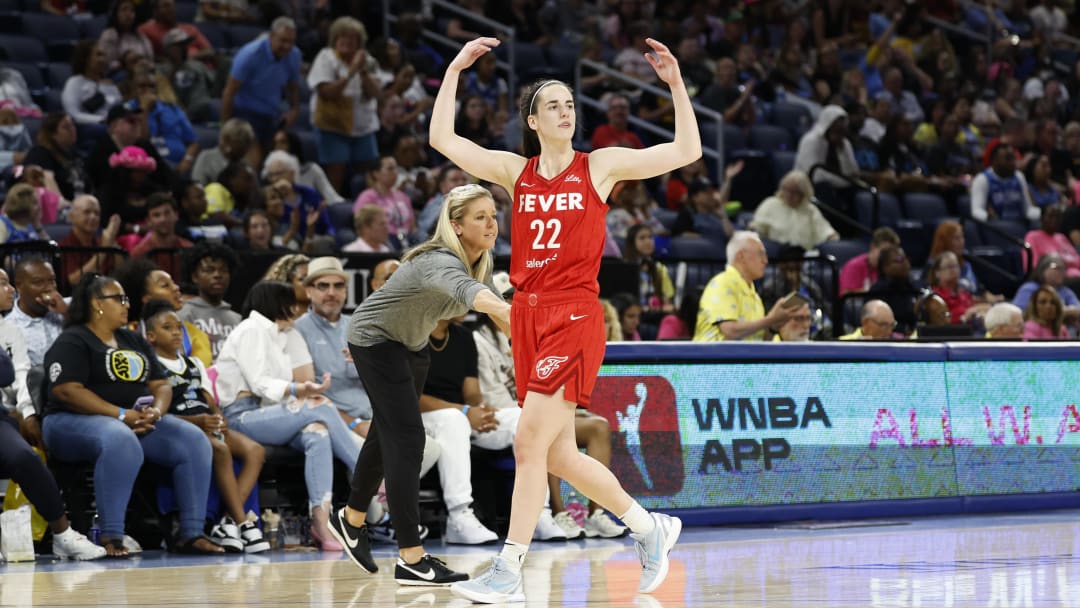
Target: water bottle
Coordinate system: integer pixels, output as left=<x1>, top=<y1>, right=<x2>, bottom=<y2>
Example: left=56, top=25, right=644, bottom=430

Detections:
left=89, top=513, right=101, bottom=545
left=565, top=489, right=588, bottom=528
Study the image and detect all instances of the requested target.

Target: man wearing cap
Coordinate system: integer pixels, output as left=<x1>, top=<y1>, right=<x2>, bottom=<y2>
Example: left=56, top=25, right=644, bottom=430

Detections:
left=86, top=103, right=173, bottom=196
left=293, top=258, right=441, bottom=518
left=670, top=163, right=741, bottom=240
left=221, top=17, right=301, bottom=159
left=139, top=0, right=216, bottom=61
left=159, top=28, right=216, bottom=124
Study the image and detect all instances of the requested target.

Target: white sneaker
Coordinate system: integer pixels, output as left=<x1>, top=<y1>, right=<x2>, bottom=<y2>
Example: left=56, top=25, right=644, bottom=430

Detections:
left=52, top=528, right=106, bottom=560
left=443, top=508, right=498, bottom=545
left=239, top=521, right=270, bottom=553
left=533, top=508, right=568, bottom=541
left=553, top=511, right=586, bottom=540
left=585, top=509, right=628, bottom=538
left=209, top=516, right=244, bottom=552
left=122, top=535, right=143, bottom=553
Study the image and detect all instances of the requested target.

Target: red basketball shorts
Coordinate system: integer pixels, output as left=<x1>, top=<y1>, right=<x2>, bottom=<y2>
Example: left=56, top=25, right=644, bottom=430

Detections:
left=511, top=289, right=607, bottom=409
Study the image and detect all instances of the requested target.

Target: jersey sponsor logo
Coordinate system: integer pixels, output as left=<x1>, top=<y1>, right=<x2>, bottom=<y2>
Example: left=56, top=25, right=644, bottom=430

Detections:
left=516, top=192, right=585, bottom=213
left=109, top=350, right=147, bottom=383
left=520, top=182, right=535, bottom=188
left=591, top=376, right=683, bottom=496
left=535, top=355, right=569, bottom=380
left=564, top=173, right=582, bottom=183
left=525, top=253, right=558, bottom=268
left=48, top=362, right=62, bottom=383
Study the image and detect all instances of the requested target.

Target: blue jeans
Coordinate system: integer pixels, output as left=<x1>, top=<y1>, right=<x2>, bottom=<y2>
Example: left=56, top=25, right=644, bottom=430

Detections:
left=42, top=413, right=212, bottom=541
left=225, top=397, right=359, bottom=509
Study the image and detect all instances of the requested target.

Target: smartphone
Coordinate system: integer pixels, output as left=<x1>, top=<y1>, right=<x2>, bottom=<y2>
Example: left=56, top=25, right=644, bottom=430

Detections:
left=781, top=292, right=810, bottom=309
left=132, top=395, right=154, bottom=411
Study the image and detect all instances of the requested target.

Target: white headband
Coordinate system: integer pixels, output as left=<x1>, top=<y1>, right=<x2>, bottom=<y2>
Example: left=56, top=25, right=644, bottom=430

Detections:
left=528, top=80, right=562, bottom=114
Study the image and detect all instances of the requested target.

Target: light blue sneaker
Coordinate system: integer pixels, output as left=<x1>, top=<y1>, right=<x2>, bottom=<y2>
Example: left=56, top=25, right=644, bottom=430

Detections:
left=450, top=556, right=526, bottom=604
left=631, top=512, right=682, bottom=593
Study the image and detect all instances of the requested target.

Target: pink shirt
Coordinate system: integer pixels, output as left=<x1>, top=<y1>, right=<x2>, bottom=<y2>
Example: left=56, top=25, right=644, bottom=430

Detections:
left=354, top=188, right=414, bottom=238
left=1024, top=230, right=1080, bottom=277
left=839, top=253, right=878, bottom=294
left=1023, top=320, right=1068, bottom=340
left=657, top=315, right=690, bottom=340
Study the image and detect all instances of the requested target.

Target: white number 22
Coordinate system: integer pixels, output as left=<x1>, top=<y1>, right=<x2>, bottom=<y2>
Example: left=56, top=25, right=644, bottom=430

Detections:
left=530, top=218, right=562, bottom=249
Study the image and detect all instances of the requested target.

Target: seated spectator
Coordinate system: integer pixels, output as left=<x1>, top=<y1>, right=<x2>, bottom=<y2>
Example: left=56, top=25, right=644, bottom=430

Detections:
left=205, top=162, right=259, bottom=228
left=177, top=242, right=242, bottom=358
left=192, top=119, right=255, bottom=187
left=622, top=224, right=674, bottom=312
left=0, top=184, right=48, bottom=244
left=795, top=105, right=860, bottom=192
left=24, top=113, right=85, bottom=201
left=1024, top=154, right=1067, bottom=210
left=600, top=298, right=621, bottom=341
left=374, top=94, right=415, bottom=156
left=139, top=0, right=216, bottom=61
left=174, top=179, right=209, bottom=240
left=133, top=72, right=199, bottom=172
left=867, top=246, right=920, bottom=334
left=86, top=103, right=173, bottom=200
left=114, top=256, right=212, bottom=366
left=127, top=193, right=194, bottom=278
left=263, top=151, right=335, bottom=252
left=657, top=287, right=701, bottom=340
left=261, top=253, right=310, bottom=309
left=878, top=113, right=931, bottom=193
left=914, top=289, right=952, bottom=328
left=417, top=164, right=469, bottom=239
left=671, top=171, right=739, bottom=240
left=606, top=180, right=665, bottom=241
left=142, top=299, right=269, bottom=553
left=663, top=157, right=709, bottom=210
left=197, top=0, right=255, bottom=24
left=43, top=273, right=220, bottom=556
left=591, top=93, right=644, bottom=150
left=983, top=302, right=1024, bottom=338
left=256, top=185, right=300, bottom=248
left=62, top=41, right=123, bottom=126
left=925, top=221, right=985, bottom=296
left=927, top=251, right=988, bottom=326
left=699, top=57, right=755, bottom=127
left=925, top=113, right=979, bottom=184
left=242, top=209, right=289, bottom=253
left=343, top=206, right=393, bottom=253
left=750, top=170, right=838, bottom=250
left=353, top=155, right=415, bottom=246
left=1023, top=285, right=1068, bottom=340
left=1024, top=204, right=1080, bottom=277
left=0, top=72, right=42, bottom=120
left=0, top=273, right=105, bottom=561
left=609, top=292, right=643, bottom=341
left=271, top=130, right=342, bottom=205
left=157, top=28, right=216, bottom=124
left=6, top=164, right=65, bottom=225
left=0, top=105, right=33, bottom=168
left=59, top=195, right=123, bottom=285
left=839, top=299, right=896, bottom=340
left=760, top=245, right=828, bottom=334
left=306, top=17, right=381, bottom=195
left=103, top=146, right=172, bottom=233
left=694, top=231, right=796, bottom=341
left=839, top=227, right=901, bottom=295
left=99, top=0, right=154, bottom=75
left=971, top=142, right=1040, bottom=224
left=879, top=67, right=924, bottom=124
left=216, top=281, right=360, bottom=551
left=9, top=257, right=66, bottom=366
left=369, top=258, right=399, bottom=291
left=1013, top=253, right=1080, bottom=310
left=454, top=94, right=505, bottom=151
left=773, top=301, right=812, bottom=342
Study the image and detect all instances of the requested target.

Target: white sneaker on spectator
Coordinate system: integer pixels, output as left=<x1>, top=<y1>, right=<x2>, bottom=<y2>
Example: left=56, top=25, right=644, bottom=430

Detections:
left=444, top=508, right=498, bottom=545
left=210, top=516, right=244, bottom=552
left=122, top=535, right=143, bottom=553
left=533, top=508, right=568, bottom=541
left=52, top=528, right=106, bottom=560
left=553, top=511, right=586, bottom=540
left=585, top=509, right=628, bottom=538
left=239, top=521, right=270, bottom=553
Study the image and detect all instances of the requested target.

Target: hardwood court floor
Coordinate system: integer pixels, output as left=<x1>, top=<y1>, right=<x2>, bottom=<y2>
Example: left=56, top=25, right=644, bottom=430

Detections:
left=8, top=509, right=1080, bottom=607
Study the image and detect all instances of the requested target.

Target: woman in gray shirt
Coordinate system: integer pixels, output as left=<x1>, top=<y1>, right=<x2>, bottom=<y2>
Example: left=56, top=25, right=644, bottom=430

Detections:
left=328, top=183, right=511, bottom=585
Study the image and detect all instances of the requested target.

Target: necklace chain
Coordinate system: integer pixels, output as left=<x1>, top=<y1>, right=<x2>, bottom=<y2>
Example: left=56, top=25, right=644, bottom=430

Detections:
left=428, top=332, right=449, bottom=352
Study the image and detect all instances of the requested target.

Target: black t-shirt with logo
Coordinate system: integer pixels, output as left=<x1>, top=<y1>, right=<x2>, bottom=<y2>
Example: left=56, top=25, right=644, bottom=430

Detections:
left=422, top=324, right=478, bottom=405
left=44, top=326, right=166, bottom=416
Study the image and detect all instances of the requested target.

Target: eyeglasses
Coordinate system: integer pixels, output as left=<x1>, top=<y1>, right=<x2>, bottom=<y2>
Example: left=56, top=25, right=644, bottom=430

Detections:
left=100, top=294, right=130, bottom=306
left=313, top=281, right=347, bottom=292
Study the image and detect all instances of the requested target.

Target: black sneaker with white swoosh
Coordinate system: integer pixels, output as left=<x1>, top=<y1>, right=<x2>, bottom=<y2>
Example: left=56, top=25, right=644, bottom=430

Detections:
left=328, top=507, right=377, bottom=573
left=394, top=554, right=469, bottom=586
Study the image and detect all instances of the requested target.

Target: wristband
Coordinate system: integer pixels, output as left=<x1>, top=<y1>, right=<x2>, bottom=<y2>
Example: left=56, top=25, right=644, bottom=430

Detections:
left=289, top=382, right=297, bottom=398
left=461, top=405, right=470, bottom=416
left=118, top=407, right=126, bottom=421
left=348, top=419, right=361, bottom=430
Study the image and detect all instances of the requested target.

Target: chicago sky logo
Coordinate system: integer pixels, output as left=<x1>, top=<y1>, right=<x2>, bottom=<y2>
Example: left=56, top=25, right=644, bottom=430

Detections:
left=592, top=376, right=683, bottom=495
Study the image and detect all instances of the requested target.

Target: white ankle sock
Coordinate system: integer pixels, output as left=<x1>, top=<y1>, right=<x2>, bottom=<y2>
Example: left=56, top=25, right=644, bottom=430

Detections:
left=620, top=502, right=655, bottom=535
left=499, top=540, right=528, bottom=573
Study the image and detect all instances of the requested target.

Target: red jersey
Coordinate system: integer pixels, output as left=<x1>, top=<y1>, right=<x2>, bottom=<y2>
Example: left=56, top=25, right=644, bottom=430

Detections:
left=510, top=152, right=608, bottom=296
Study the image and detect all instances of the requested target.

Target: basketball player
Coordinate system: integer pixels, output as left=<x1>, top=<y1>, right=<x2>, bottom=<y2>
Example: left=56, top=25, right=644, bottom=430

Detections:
left=430, top=37, right=702, bottom=603
left=327, top=184, right=511, bottom=586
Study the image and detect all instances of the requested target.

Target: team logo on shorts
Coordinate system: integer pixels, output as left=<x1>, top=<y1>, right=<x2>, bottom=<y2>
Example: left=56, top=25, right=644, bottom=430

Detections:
left=535, top=355, right=569, bottom=380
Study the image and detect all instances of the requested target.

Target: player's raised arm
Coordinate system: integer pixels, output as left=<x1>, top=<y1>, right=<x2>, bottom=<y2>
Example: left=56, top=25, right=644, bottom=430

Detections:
left=429, top=37, right=526, bottom=191
left=589, top=38, right=702, bottom=194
